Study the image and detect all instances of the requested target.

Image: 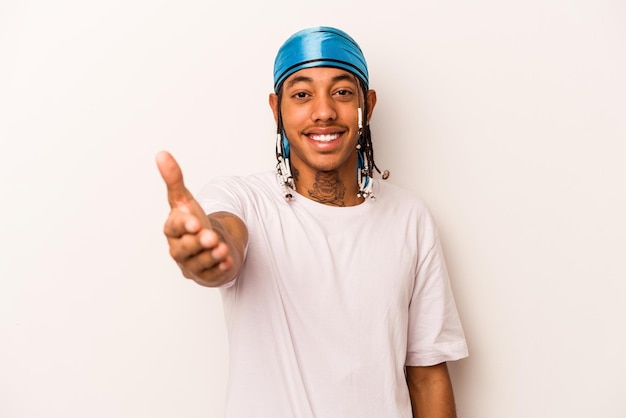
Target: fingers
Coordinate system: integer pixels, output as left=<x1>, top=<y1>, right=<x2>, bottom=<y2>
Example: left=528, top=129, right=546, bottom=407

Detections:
left=164, top=207, right=203, bottom=237
left=168, top=228, right=219, bottom=263
left=169, top=228, right=234, bottom=282
left=156, top=150, right=192, bottom=210
left=180, top=242, right=233, bottom=274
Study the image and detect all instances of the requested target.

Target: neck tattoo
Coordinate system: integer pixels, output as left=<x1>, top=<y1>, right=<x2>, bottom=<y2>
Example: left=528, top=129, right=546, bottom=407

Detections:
left=307, top=171, right=347, bottom=207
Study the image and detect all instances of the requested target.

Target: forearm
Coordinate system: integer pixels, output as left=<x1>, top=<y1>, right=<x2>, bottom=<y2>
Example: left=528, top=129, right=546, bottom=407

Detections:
left=206, top=212, right=248, bottom=283
left=406, top=363, right=457, bottom=418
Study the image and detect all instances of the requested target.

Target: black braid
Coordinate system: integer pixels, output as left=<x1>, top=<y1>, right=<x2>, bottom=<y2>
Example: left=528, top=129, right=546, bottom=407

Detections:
left=355, top=78, right=381, bottom=177
left=276, top=90, right=284, bottom=163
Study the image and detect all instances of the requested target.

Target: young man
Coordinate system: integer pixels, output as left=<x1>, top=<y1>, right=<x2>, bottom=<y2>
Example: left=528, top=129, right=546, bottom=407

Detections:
left=157, top=26, right=468, bottom=418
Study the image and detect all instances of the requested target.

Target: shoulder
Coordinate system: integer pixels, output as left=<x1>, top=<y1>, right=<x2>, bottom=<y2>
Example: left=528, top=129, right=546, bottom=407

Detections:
left=202, top=170, right=276, bottom=187
left=197, top=171, right=282, bottom=217
left=199, top=171, right=278, bottom=198
left=373, top=179, right=432, bottom=212
left=372, top=180, right=441, bottom=236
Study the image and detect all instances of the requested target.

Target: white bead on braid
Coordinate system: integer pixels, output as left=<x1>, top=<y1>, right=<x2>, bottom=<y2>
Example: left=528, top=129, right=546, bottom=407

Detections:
left=275, top=133, right=294, bottom=199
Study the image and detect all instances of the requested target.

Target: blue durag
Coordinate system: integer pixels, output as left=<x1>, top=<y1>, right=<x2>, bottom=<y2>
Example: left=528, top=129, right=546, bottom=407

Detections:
left=273, top=26, right=369, bottom=92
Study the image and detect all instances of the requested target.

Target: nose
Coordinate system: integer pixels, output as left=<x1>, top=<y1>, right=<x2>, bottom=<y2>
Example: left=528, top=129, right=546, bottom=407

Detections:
left=311, top=94, right=337, bottom=123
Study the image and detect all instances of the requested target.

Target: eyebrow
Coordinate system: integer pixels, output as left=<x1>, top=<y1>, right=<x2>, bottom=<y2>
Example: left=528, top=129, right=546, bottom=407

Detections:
left=285, top=75, right=313, bottom=88
left=285, top=73, right=357, bottom=89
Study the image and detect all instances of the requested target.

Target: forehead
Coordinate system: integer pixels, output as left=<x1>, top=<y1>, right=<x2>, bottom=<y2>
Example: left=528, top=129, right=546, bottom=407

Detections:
left=282, top=67, right=359, bottom=88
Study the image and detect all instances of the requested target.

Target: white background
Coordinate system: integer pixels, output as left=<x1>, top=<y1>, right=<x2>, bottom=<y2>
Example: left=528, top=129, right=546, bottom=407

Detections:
left=1, top=0, right=625, bottom=417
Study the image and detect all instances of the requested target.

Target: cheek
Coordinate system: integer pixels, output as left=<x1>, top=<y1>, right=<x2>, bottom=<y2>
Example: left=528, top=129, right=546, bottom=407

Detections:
left=342, top=105, right=360, bottom=123
left=281, top=106, right=310, bottom=130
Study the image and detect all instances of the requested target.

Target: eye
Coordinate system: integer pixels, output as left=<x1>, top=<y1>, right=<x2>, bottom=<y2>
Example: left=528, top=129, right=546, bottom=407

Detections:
left=333, top=89, right=356, bottom=102
left=292, top=91, right=309, bottom=99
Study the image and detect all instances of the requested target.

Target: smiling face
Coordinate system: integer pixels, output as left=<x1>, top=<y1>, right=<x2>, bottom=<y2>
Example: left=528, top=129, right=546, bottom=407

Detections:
left=270, top=67, right=377, bottom=195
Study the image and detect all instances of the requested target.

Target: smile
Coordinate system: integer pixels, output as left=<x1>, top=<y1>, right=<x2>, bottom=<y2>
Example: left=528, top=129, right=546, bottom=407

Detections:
left=308, top=133, right=341, bottom=142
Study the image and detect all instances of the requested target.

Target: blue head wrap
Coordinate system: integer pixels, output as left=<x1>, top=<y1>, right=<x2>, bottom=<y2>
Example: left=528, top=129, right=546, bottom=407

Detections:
left=273, top=26, right=369, bottom=92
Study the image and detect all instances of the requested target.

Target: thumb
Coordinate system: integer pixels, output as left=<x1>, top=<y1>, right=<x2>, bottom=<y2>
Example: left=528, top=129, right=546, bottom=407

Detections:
left=156, top=150, right=193, bottom=209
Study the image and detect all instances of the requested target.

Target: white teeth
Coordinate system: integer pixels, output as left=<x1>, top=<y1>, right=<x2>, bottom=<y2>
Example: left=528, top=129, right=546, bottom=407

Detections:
left=309, top=133, right=340, bottom=142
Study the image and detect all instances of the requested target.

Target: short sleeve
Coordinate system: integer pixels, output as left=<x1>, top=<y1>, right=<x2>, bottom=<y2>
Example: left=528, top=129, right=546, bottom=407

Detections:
left=197, top=177, right=247, bottom=220
left=405, top=234, right=469, bottom=366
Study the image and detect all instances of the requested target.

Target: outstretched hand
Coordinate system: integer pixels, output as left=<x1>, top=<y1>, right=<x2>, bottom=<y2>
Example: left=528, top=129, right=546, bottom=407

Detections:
left=156, top=151, right=235, bottom=286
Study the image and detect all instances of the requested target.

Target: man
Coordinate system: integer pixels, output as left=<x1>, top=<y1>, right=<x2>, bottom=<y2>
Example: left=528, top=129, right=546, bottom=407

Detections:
left=157, top=26, right=468, bottom=418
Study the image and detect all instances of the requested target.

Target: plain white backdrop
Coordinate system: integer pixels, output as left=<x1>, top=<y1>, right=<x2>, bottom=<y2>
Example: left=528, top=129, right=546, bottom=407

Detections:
left=1, top=0, right=625, bottom=417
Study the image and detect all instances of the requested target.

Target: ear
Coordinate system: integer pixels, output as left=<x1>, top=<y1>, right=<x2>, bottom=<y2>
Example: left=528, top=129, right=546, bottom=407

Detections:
left=269, top=93, right=279, bottom=124
left=365, top=89, right=377, bottom=125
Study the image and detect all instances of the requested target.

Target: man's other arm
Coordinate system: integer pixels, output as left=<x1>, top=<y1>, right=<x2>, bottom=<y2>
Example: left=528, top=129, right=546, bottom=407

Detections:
left=406, top=362, right=458, bottom=418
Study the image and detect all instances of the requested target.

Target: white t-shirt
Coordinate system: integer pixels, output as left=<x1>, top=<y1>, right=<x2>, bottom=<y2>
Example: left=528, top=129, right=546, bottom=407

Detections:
left=198, top=171, right=468, bottom=418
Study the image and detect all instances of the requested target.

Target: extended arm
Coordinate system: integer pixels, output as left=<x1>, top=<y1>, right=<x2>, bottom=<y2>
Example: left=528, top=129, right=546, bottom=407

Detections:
left=406, top=363, right=457, bottom=418
left=156, top=151, right=248, bottom=287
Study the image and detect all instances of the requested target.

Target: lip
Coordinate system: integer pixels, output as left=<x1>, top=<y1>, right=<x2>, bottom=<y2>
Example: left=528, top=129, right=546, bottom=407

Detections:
left=308, top=132, right=341, bottom=142
left=304, top=128, right=345, bottom=144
